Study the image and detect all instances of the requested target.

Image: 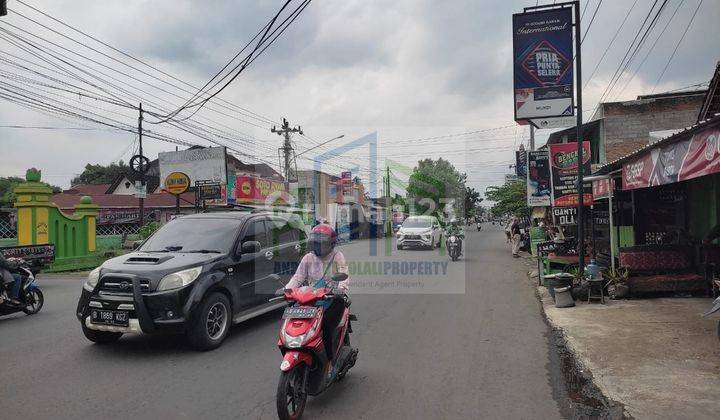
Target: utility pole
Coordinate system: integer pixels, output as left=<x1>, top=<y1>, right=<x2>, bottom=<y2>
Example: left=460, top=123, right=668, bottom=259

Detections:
left=529, top=124, right=535, bottom=151
left=1, top=1, right=8, bottom=17
left=271, top=118, right=302, bottom=182
left=573, top=0, right=585, bottom=272
left=138, top=103, right=145, bottom=226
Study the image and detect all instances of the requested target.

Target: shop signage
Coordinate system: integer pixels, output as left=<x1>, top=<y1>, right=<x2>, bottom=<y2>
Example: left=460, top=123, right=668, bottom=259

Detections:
left=549, top=141, right=592, bottom=207
left=592, top=178, right=612, bottom=200
left=622, top=127, right=720, bottom=190
left=0, top=244, right=55, bottom=264
left=512, top=7, right=574, bottom=120
left=552, top=207, right=577, bottom=225
left=341, top=171, right=352, bottom=180
left=527, top=150, right=551, bottom=207
left=164, top=171, right=190, bottom=195
left=515, top=150, right=528, bottom=177
left=530, top=116, right=576, bottom=130
left=235, top=175, right=288, bottom=204
left=593, top=210, right=609, bottom=226
left=197, top=182, right=223, bottom=200
left=133, top=181, right=146, bottom=199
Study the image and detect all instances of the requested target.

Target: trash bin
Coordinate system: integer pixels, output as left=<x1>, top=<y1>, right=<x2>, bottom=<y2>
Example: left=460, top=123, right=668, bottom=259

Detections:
left=543, top=272, right=574, bottom=299
left=554, top=286, right=575, bottom=308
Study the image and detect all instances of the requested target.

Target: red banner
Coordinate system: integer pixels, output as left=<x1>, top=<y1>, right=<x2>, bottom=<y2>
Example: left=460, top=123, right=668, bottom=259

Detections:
left=549, top=141, right=593, bottom=207
left=235, top=176, right=288, bottom=203
left=592, top=178, right=613, bottom=200
left=622, top=127, right=720, bottom=190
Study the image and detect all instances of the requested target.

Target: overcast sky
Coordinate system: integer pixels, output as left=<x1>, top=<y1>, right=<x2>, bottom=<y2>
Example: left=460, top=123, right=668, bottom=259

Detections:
left=0, top=0, right=718, bottom=197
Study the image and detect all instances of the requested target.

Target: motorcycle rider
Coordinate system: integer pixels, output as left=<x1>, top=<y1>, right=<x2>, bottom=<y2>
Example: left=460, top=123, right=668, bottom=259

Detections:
left=285, top=224, right=350, bottom=366
left=0, top=252, right=23, bottom=306
left=445, top=219, right=464, bottom=254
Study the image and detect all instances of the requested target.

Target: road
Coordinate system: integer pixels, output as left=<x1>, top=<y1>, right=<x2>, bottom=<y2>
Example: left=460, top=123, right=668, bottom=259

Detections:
left=0, top=225, right=570, bottom=419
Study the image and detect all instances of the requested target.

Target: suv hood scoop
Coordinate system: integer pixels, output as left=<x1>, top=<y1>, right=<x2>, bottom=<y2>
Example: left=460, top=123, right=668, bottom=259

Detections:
left=124, top=254, right=174, bottom=265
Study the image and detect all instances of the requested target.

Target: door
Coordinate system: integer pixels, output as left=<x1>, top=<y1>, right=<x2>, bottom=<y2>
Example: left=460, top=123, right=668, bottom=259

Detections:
left=233, top=217, right=273, bottom=308
left=268, top=217, right=300, bottom=285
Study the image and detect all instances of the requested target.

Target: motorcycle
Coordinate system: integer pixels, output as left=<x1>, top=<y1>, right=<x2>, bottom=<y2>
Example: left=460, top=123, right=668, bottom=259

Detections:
left=703, top=279, right=720, bottom=340
left=476, top=222, right=482, bottom=231
left=273, top=272, right=359, bottom=419
left=1, top=260, right=44, bottom=317
left=446, top=234, right=462, bottom=261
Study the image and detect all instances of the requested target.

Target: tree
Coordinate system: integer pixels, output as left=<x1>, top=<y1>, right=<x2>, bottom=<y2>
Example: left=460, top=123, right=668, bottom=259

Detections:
left=0, top=176, right=61, bottom=208
left=464, top=186, right=482, bottom=217
left=71, top=160, right=129, bottom=185
left=406, top=158, right=466, bottom=220
left=484, top=180, right=530, bottom=218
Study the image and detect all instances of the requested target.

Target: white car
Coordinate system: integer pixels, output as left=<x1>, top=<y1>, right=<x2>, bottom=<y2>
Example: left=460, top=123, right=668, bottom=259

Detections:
left=396, top=216, right=442, bottom=250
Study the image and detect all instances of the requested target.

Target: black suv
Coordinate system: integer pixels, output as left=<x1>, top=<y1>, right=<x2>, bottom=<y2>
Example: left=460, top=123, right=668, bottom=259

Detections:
left=76, top=211, right=306, bottom=350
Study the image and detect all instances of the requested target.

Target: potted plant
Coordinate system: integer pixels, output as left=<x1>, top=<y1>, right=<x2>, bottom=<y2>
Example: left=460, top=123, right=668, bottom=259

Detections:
left=604, top=268, right=630, bottom=299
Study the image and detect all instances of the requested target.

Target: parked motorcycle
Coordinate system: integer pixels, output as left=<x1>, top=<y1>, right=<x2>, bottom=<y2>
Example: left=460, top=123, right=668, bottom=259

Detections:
left=476, top=222, right=482, bottom=231
left=703, top=279, right=720, bottom=341
left=447, top=234, right=462, bottom=261
left=273, top=272, right=359, bottom=419
left=1, top=260, right=44, bottom=317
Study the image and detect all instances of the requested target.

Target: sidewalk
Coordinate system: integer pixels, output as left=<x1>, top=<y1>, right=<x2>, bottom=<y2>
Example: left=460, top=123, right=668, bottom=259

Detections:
left=539, top=289, right=720, bottom=419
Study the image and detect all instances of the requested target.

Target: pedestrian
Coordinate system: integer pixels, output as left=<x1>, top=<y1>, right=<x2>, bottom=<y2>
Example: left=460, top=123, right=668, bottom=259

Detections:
left=510, top=217, right=521, bottom=258
left=504, top=219, right=512, bottom=243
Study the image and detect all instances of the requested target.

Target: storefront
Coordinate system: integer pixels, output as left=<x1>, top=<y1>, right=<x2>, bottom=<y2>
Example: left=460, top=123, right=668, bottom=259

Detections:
left=590, top=115, right=720, bottom=294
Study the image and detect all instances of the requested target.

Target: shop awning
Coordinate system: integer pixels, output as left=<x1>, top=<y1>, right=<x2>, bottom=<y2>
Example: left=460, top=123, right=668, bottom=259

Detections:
left=593, top=115, right=720, bottom=190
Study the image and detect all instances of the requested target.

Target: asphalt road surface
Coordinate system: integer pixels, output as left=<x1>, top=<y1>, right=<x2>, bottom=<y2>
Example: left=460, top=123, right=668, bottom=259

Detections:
left=1, top=225, right=570, bottom=419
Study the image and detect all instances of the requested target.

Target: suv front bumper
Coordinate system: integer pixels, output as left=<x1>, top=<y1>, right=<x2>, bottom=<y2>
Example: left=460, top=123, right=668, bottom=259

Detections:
left=77, top=275, right=194, bottom=335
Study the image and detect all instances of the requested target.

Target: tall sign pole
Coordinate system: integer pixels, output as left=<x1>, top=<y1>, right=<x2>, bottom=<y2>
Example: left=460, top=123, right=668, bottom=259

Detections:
left=138, top=103, right=145, bottom=226
left=573, top=0, right=585, bottom=271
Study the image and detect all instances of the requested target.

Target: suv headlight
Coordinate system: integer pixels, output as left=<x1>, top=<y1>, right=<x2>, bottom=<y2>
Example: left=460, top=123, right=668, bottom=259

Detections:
left=157, top=266, right=202, bottom=291
left=84, top=267, right=101, bottom=291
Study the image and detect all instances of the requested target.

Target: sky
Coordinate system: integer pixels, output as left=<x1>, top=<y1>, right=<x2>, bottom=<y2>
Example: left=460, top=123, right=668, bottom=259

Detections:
left=0, top=0, right=718, bottom=198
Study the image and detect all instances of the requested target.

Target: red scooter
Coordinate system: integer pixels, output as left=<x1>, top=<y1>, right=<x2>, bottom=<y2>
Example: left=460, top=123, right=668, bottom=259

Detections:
left=273, top=273, right=358, bottom=420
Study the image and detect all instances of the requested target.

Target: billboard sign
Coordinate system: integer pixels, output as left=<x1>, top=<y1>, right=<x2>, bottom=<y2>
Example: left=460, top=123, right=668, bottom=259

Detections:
left=513, top=8, right=574, bottom=120
left=549, top=141, right=592, bottom=207
left=164, top=171, right=190, bottom=195
left=527, top=150, right=551, bottom=207
left=159, top=146, right=227, bottom=187
left=235, top=175, right=288, bottom=204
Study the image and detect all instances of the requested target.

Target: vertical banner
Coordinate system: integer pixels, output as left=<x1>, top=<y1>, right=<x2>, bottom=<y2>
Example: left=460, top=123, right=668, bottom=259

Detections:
left=527, top=150, right=551, bottom=207
left=513, top=8, right=574, bottom=120
left=549, top=141, right=592, bottom=207
left=515, top=150, right=528, bottom=177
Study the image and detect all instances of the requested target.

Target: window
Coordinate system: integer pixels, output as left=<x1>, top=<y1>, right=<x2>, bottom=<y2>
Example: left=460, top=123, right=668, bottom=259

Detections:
left=243, top=219, right=268, bottom=248
left=269, top=217, right=297, bottom=245
left=139, top=218, right=242, bottom=253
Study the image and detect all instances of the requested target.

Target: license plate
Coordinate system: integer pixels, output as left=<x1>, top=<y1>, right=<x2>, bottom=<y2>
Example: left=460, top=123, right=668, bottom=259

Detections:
left=90, top=309, right=129, bottom=327
left=282, top=306, right=317, bottom=319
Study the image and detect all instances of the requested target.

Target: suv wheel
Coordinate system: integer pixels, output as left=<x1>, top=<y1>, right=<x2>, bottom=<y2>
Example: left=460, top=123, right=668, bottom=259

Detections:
left=187, top=292, right=231, bottom=351
left=82, top=323, right=122, bottom=344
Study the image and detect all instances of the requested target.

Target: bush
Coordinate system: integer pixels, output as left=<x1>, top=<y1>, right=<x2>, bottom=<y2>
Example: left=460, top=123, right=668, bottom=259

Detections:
left=138, top=222, right=160, bottom=239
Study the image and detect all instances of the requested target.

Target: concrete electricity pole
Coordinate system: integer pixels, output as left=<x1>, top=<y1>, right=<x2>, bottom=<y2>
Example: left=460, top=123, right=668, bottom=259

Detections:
left=272, top=118, right=302, bottom=182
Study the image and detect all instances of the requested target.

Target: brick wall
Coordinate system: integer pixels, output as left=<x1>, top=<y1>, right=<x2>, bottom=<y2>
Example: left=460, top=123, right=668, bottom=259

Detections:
left=601, top=93, right=704, bottom=162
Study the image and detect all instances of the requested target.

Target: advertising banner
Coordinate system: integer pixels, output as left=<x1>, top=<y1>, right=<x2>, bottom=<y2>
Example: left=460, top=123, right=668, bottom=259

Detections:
left=527, top=150, right=551, bottom=207
left=592, top=178, right=613, bottom=200
left=622, top=127, right=720, bottom=190
left=235, top=175, right=288, bottom=204
left=159, top=146, right=227, bottom=187
left=515, top=150, right=528, bottom=177
left=513, top=8, right=574, bottom=120
left=549, top=141, right=592, bottom=207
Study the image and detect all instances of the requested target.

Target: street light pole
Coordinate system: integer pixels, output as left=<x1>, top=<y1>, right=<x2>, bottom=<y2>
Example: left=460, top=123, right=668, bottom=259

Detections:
left=573, top=0, right=585, bottom=272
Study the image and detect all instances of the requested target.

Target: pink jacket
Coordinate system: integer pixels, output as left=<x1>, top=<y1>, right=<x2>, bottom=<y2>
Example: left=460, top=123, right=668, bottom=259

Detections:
left=285, top=251, right=350, bottom=292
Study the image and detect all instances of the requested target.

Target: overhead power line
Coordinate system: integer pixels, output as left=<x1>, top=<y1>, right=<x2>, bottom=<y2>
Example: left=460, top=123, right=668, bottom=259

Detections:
left=651, top=0, right=704, bottom=93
